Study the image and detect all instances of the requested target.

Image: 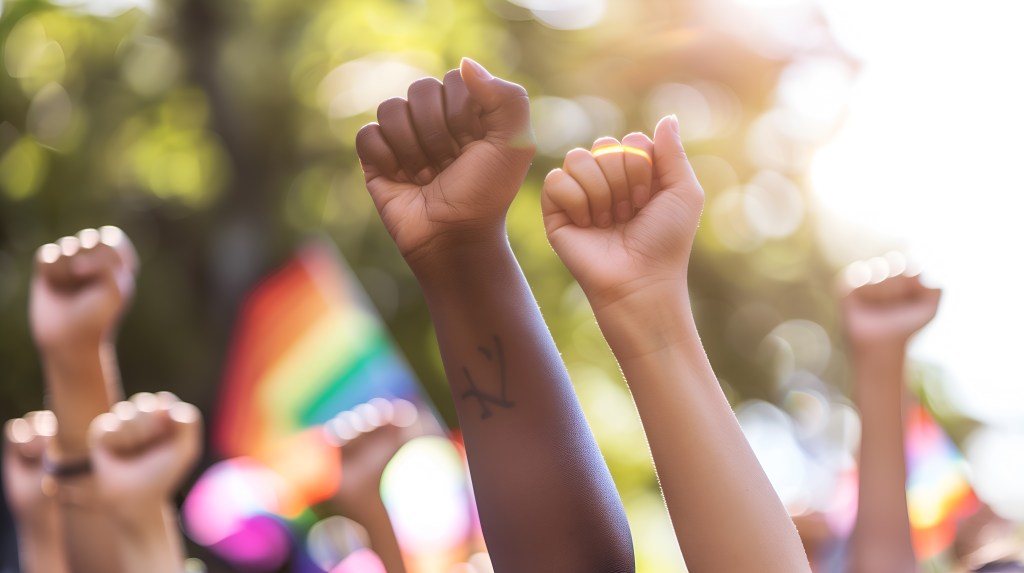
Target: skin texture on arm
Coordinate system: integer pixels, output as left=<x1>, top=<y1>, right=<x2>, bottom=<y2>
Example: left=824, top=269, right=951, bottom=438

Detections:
left=355, top=58, right=634, bottom=573
left=2, top=411, right=68, bottom=573
left=88, top=392, right=203, bottom=573
left=841, top=267, right=941, bottom=573
left=29, top=226, right=137, bottom=573
left=542, top=120, right=811, bottom=573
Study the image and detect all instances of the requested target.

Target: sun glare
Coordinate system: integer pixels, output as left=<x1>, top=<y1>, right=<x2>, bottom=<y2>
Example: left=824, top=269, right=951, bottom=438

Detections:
left=808, top=0, right=1024, bottom=431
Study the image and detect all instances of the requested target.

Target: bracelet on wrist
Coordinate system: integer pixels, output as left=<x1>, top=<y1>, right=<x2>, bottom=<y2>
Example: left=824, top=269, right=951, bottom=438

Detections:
left=42, top=450, right=93, bottom=479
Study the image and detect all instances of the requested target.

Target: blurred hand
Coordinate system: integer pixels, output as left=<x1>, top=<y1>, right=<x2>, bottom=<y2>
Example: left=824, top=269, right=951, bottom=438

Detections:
left=324, top=399, right=421, bottom=513
left=542, top=117, right=704, bottom=310
left=355, top=58, right=535, bottom=267
left=841, top=269, right=941, bottom=351
left=2, top=411, right=58, bottom=520
left=88, top=392, right=202, bottom=518
left=30, top=226, right=137, bottom=351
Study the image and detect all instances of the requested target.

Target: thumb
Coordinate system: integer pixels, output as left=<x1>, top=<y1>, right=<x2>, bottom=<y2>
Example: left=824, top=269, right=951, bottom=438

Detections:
left=653, top=115, right=701, bottom=197
left=460, top=58, right=534, bottom=148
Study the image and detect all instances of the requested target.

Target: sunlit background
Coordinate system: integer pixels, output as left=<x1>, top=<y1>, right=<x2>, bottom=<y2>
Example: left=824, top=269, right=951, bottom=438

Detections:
left=2, top=0, right=1022, bottom=571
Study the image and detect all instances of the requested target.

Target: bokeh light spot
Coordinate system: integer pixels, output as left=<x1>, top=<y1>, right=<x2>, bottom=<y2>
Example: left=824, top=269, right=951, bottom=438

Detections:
left=531, top=96, right=591, bottom=156
left=769, top=319, right=831, bottom=376
left=966, top=427, right=1024, bottom=522
left=306, top=516, right=370, bottom=571
left=5, top=16, right=66, bottom=88
left=0, top=137, right=48, bottom=200
left=318, top=56, right=430, bottom=119
left=508, top=0, right=607, bottom=30
left=742, top=170, right=805, bottom=239
left=121, top=35, right=183, bottom=97
left=709, top=188, right=764, bottom=252
left=380, top=436, right=471, bottom=555
left=27, top=83, right=75, bottom=150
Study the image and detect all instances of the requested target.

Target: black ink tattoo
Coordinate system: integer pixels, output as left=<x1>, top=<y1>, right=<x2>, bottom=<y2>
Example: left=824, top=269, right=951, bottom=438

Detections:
left=462, top=335, right=515, bottom=419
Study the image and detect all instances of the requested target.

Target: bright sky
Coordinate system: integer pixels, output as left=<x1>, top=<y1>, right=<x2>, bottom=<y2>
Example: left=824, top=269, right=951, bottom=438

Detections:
left=809, top=0, right=1024, bottom=517
left=810, top=0, right=1024, bottom=426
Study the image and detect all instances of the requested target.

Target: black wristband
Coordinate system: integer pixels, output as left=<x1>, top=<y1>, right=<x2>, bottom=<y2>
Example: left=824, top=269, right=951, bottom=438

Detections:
left=42, top=451, right=93, bottom=478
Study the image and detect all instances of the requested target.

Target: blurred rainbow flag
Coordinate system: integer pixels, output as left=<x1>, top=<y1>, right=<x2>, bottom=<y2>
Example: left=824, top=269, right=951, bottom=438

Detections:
left=213, top=240, right=424, bottom=507
left=905, top=403, right=980, bottom=559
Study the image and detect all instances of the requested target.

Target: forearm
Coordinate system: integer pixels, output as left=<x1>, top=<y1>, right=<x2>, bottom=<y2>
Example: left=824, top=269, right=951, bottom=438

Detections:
left=58, top=481, right=124, bottom=573
left=16, top=511, right=69, bottom=573
left=43, top=341, right=128, bottom=572
left=411, top=233, right=633, bottom=572
left=848, top=346, right=918, bottom=573
left=338, top=495, right=406, bottom=573
left=110, top=501, right=185, bottom=573
left=593, top=285, right=809, bottom=573
left=42, top=341, right=121, bottom=455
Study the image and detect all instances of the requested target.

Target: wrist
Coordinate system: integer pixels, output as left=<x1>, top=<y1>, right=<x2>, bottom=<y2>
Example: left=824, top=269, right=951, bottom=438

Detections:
left=584, top=270, right=690, bottom=318
left=850, top=345, right=907, bottom=402
left=40, top=337, right=113, bottom=367
left=848, top=338, right=908, bottom=364
left=112, top=501, right=185, bottom=573
left=406, top=224, right=511, bottom=284
left=36, top=329, right=114, bottom=355
left=591, top=280, right=697, bottom=361
left=108, top=498, right=174, bottom=529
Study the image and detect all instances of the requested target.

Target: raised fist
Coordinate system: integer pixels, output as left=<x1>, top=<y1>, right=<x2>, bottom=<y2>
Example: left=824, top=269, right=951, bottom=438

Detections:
left=355, top=58, right=535, bottom=266
left=543, top=116, right=704, bottom=310
left=3, top=411, right=58, bottom=520
left=324, top=398, right=421, bottom=513
left=30, top=226, right=137, bottom=350
left=88, top=392, right=202, bottom=518
left=840, top=261, right=941, bottom=351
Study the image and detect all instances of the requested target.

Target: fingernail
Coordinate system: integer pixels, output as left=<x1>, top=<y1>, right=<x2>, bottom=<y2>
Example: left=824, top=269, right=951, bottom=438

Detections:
left=133, top=392, right=158, bottom=413
left=78, top=228, right=100, bottom=249
left=57, top=236, right=79, bottom=257
left=169, top=403, right=200, bottom=424
left=667, top=114, right=680, bottom=136
left=98, top=225, right=124, bottom=247
left=113, top=401, right=138, bottom=421
left=614, top=201, right=632, bottom=223
left=96, top=413, right=120, bottom=433
left=9, top=418, right=31, bottom=443
left=462, top=57, right=493, bottom=80
left=597, top=212, right=613, bottom=228
left=38, top=243, right=60, bottom=264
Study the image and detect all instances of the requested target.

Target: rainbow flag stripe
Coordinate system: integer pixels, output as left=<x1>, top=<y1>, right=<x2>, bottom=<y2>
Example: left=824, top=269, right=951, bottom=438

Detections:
left=214, top=240, right=421, bottom=462
left=905, top=403, right=980, bottom=559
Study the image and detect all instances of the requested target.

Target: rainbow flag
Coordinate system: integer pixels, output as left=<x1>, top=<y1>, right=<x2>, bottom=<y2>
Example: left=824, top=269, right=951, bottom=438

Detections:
left=213, top=240, right=425, bottom=506
left=905, top=403, right=980, bottom=559
left=185, top=241, right=484, bottom=572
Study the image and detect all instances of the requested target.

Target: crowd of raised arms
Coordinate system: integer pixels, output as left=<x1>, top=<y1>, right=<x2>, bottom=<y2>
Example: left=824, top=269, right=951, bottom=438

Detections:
left=3, top=58, right=1018, bottom=573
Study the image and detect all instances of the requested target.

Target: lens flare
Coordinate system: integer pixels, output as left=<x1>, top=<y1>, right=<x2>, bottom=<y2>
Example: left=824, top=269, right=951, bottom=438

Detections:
left=591, top=145, right=652, bottom=164
left=380, top=436, right=472, bottom=556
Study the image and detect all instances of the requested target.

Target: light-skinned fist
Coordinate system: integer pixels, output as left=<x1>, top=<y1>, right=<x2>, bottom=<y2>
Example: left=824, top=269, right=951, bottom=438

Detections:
left=840, top=263, right=941, bottom=352
left=542, top=116, right=704, bottom=311
left=88, top=392, right=202, bottom=519
left=3, top=411, right=58, bottom=520
left=30, top=226, right=138, bottom=351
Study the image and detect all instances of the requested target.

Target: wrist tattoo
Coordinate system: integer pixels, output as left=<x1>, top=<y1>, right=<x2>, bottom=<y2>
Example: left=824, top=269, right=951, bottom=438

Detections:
left=462, top=335, right=515, bottom=419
